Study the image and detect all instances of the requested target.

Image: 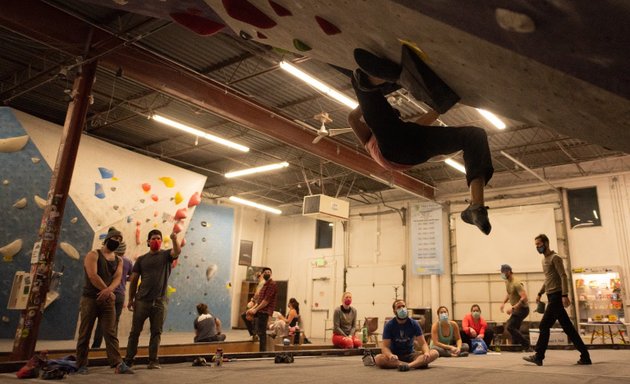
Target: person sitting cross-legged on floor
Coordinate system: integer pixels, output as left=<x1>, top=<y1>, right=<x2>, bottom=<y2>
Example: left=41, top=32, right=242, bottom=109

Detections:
left=460, top=304, right=494, bottom=351
left=375, top=299, right=439, bottom=371
left=193, top=303, right=226, bottom=343
left=430, top=306, right=469, bottom=357
left=332, top=292, right=363, bottom=349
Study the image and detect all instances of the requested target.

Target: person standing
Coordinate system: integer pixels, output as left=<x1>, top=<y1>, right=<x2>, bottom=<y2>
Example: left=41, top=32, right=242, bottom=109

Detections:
left=75, top=227, right=134, bottom=374
left=246, top=267, right=277, bottom=351
left=332, top=292, right=363, bottom=349
left=193, top=303, right=226, bottom=343
left=523, top=234, right=591, bottom=366
left=124, top=229, right=181, bottom=369
left=500, top=264, right=531, bottom=350
left=92, top=241, right=133, bottom=351
left=375, top=299, right=438, bottom=371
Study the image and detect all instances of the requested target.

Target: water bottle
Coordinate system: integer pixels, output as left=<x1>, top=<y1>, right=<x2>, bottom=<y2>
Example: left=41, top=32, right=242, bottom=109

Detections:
left=215, top=348, right=223, bottom=367
left=361, top=327, right=368, bottom=344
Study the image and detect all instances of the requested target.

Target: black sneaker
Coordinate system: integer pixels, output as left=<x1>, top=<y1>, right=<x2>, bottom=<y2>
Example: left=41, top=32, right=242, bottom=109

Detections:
left=354, top=48, right=401, bottom=82
left=523, top=355, right=543, bottom=366
left=577, top=358, right=592, bottom=365
left=461, top=204, right=492, bottom=235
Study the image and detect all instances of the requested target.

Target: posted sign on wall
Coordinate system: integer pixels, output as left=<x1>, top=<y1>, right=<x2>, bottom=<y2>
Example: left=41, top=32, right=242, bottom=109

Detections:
left=409, top=202, right=444, bottom=275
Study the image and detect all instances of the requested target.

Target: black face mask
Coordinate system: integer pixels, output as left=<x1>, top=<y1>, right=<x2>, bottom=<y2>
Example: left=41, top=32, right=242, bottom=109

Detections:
left=105, top=239, right=120, bottom=252
left=263, top=274, right=271, bottom=281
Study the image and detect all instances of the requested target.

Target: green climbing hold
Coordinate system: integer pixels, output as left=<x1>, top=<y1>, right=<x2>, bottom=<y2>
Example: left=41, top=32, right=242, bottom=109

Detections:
left=293, top=38, right=311, bottom=52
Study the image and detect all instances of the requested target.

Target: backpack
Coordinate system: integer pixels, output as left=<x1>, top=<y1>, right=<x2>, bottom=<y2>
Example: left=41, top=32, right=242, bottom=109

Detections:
left=471, top=339, right=488, bottom=354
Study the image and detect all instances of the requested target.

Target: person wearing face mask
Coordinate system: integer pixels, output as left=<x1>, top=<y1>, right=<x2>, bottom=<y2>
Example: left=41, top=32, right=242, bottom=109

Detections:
left=332, top=292, right=362, bottom=348
left=430, top=306, right=469, bottom=357
left=375, top=300, right=438, bottom=371
left=75, top=227, right=134, bottom=374
left=246, top=267, right=277, bottom=351
left=92, top=241, right=134, bottom=351
left=524, top=234, right=591, bottom=366
left=460, top=304, right=494, bottom=351
left=241, top=271, right=265, bottom=341
left=499, top=264, right=531, bottom=351
left=124, top=229, right=181, bottom=369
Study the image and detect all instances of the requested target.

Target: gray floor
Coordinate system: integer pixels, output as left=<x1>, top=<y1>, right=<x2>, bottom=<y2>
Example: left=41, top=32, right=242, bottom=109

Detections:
left=1, top=350, right=628, bottom=383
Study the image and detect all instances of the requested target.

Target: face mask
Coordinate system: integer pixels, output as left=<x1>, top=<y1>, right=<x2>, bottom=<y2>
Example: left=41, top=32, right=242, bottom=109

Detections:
left=439, top=313, right=449, bottom=322
left=149, top=239, right=162, bottom=251
left=500, top=273, right=507, bottom=280
left=536, top=245, right=546, bottom=254
left=263, top=274, right=271, bottom=281
left=105, top=239, right=120, bottom=252
left=343, top=299, right=352, bottom=306
left=396, top=308, right=408, bottom=319
left=472, top=311, right=481, bottom=319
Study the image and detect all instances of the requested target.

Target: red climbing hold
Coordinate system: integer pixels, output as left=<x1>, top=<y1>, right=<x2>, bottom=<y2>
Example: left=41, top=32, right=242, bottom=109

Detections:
left=257, top=31, right=268, bottom=39
left=222, top=0, right=277, bottom=29
left=170, top=12, right=225, bottom=36
left=315, top=16, right=341, bottom=35
left=268, top=0, right=292, bottom=16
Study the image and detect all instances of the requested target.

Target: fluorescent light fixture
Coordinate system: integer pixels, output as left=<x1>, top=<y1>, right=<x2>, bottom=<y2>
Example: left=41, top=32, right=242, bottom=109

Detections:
left=444, top=158, right=466, bottom=174
left=279, top=61, right=359, bottom=109
left=476, top=108, right=506, bottom=130
left=152, top=114, right=249, bottom=152
left=229, top=196, right=282, bottom=215
left=225, top=161, right=289, bottom=178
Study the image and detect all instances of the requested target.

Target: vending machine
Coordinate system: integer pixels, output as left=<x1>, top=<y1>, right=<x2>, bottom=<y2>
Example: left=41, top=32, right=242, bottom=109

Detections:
left=572, top=266, right=628, bottom=342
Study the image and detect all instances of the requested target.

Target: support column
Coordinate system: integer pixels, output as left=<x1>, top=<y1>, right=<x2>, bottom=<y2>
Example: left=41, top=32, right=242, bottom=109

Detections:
left=11, top=60, right=97, bottom=360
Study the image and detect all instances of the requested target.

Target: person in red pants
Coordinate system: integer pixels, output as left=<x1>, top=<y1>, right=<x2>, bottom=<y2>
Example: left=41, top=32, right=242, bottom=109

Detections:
left=332, top=292, right=363, bottom=348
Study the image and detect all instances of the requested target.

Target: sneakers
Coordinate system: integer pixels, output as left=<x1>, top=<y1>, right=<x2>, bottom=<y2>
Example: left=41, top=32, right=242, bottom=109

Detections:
left=398, top=362, right=410, bottom=372
left=115, top=362, right=135, bottom=374
left=147, top=361, right=161, bottom=370
left=461, top=204, right=492, bottom=235
left=459, top=351, right=469, bottom=357
left=577, top=357, right=592, bottom=365
left=523, top=355, right=543, bottom=366
left=353, top=48, right=401, bottom=83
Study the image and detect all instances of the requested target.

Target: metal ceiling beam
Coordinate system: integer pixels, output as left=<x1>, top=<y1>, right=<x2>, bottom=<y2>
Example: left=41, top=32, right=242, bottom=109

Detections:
left=2, top=0, right=435, bottom=200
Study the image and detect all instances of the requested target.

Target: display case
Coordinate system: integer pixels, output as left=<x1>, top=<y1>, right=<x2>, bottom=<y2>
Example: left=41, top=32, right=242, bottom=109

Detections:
left=572, top=266, right=628, bottom=343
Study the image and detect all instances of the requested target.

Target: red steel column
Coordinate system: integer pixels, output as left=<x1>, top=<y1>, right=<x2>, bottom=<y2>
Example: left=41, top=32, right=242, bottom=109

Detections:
left=11, top=60, right=98, bottom=360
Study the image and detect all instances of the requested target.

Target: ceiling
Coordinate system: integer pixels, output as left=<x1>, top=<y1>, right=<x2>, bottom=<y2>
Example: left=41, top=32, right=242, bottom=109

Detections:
left=1, top=0, right=628, bottom=215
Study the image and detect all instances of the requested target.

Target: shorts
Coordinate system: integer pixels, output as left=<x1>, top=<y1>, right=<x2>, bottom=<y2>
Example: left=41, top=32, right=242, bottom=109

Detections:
left=398, top=351, right=423, bottom=363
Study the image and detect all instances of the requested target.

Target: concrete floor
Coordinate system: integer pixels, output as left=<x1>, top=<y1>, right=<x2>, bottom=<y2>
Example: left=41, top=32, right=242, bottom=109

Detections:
left=1, top=350, right=628, bottom=383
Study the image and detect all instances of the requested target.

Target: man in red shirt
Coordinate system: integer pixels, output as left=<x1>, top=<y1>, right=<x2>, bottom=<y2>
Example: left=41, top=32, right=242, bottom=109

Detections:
left=246, top=267, right=277, bottom=351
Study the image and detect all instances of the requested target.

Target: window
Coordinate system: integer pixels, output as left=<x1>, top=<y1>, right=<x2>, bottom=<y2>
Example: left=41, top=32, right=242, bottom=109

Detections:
left=567, top=187, right=601, bottom=228
left=315, top=219, right=333, bottom=249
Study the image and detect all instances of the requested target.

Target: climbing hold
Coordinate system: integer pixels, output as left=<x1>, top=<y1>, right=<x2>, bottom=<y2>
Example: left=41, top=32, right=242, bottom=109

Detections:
left=0, top=239, right=23, bottom=262
left=59, top=242, right=80, bottom=260
left=293, top=38, right=311, bottom=52
left=222, top=0, right=277, bottom=29
left=239, top=30, right=253, bottom=40
left=257, top=31, right=267, bottom=39
left=70, top=217, right=78, bottom=224
left=31, top=157, right=40, bottom=164
left=34, top=195, right=47, bottom=209
left=169, top=12, right=225, bottom=35
left=95, top=183, right=106, bottom=199
left=268, top=0, right=292, bottom=16
left=173, top=222, right=183, bottom=234
left=174, top=191, right=183, bottom=205
left=206, top=264, right=218, bottom=281
left=98, top=167, right=114, bottom=179
left=142, top=183, right=151, bottom=192
left=151, top=194, right=159, bottom=202
left=159, top=177, right=175, bottom=188
left=13, top=197, right=27, bottom=209
left=174, top=208, right=188, bottom=221
left=188, top=192, right=201, bottom=207
left=0, top=135, right=29, bottom=152
left=315, top=16, right=341, bottom=35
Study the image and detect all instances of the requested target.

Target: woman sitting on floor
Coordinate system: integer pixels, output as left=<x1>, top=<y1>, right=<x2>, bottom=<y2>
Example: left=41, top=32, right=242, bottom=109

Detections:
left=332, top=292, right=363, bottom=349
left=460, top=304, right=494, bottom=351
left=430, top=306, right=469, bottom=357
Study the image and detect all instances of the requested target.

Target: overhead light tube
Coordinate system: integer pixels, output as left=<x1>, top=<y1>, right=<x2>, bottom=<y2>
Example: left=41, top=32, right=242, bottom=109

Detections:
left=279, top=61, right=359, bottom=109
left=225, top=162, right=289, bottom=178
left=229, top=196, right=282, bottom=215
left=476, top=108, right=506, bottom=130
left=152, top=114, right=249, bottom=152
left=444, top=158, right=466, bottom=174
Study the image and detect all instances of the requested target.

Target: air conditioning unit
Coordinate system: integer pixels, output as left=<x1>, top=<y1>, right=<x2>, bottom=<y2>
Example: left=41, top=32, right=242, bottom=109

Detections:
left=302, top=194, right=349, bottom=221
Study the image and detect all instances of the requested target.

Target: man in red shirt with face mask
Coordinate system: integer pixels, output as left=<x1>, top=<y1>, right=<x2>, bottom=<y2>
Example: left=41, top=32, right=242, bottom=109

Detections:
left=124, top=229, right=180, bottom=369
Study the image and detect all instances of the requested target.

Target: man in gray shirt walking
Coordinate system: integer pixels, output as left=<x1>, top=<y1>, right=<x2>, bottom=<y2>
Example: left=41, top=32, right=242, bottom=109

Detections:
left=523, top=234, right=591, bottom=366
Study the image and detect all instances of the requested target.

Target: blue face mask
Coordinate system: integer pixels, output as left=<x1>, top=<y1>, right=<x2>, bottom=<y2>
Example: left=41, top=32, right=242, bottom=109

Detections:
left=439, top=313, right=449, bottom=322
left=536, top=245, right=546, bottom=254
left=396, top=307, right=408, bottom=319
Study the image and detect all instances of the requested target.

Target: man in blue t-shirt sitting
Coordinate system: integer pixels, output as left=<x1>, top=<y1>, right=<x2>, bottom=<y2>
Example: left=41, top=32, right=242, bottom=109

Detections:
left=375, top=299, right=439, bottom=371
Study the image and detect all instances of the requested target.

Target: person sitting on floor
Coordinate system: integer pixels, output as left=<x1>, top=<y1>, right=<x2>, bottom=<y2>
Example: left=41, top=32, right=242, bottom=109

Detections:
left=193, top=303, right=226, bottom=343
left=375, top=299, right=439, bottom=371
left=269, top=298, right=301, bottom=341
left=460, top=304, right=495, bottom=351
left=332, top=292, right=363, bottom=349
left=430, top=306, right=469, bottom=357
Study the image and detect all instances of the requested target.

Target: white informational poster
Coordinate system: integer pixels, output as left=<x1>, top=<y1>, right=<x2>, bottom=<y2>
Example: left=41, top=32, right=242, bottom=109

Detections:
left=409, top=202, right=444, bottom=275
